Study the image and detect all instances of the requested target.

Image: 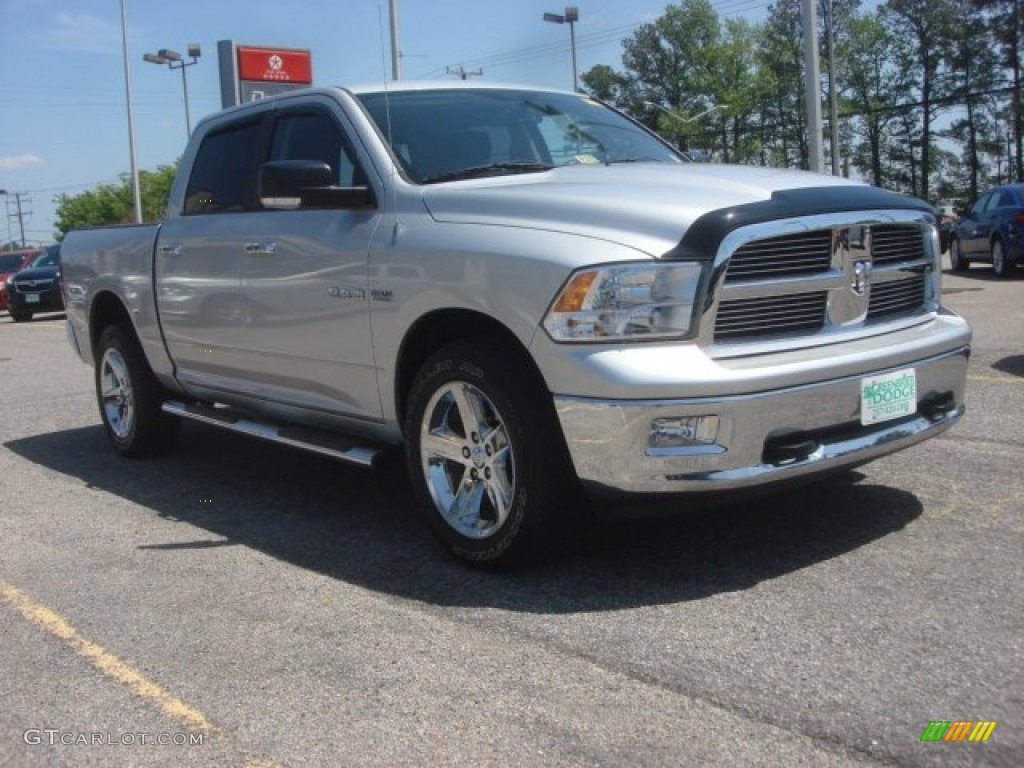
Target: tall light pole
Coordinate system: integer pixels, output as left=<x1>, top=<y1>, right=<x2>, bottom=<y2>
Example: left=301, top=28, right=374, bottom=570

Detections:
left=543, top=7, right=579, bottom=92
left=120, top=0, right=142, bottom=224
left=144, top=44, right=202, bottom=139
left=801, top=0, right=825, bottom=173
left=823, top=0, right=841, bottom=176
left=389, top=0, right=401, bottom=80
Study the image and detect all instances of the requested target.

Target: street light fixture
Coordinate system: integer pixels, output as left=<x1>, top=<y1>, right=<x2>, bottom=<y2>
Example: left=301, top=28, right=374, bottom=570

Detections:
left=143, top=43, right=202, bottom=138
left=543, top=7, right=579, bottom=92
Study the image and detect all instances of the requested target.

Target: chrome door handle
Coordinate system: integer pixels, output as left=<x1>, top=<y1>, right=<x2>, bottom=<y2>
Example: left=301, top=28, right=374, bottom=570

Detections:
left=158, top=244, right=183, bottom=257
left=244, top=241, right=277, bottom=256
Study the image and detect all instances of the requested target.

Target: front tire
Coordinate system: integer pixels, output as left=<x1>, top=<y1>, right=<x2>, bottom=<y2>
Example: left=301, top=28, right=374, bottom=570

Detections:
left=991, top=239, right=1014, bottom=278
left=404, top=339, right=582, bottom=567
left=95, top=325, right=179, bottom=457
left=949, top=238, right=969, bottom=272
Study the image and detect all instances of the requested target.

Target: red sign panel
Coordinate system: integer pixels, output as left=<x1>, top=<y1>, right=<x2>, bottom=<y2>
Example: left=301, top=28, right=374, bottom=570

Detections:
left=236, top=46, right=312, bottom=84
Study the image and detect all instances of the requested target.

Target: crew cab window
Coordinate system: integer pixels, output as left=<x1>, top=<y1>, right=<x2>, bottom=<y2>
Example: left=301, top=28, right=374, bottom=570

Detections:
left=269, top=112, right=360, bottom=187
left=184, top=121, right=261, bottom=214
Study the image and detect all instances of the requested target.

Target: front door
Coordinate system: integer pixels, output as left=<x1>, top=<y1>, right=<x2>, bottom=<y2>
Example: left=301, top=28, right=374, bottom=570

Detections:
left=234, top=106, right=384, bottom=421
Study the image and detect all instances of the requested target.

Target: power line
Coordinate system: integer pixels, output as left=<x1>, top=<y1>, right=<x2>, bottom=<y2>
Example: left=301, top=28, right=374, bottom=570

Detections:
left=419, top=1, right=771, bottom=81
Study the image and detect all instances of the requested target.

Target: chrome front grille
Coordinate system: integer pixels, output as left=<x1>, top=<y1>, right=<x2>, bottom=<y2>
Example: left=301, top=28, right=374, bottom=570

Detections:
left=715, top=292, right=827, bottom=341
left=724, top=230, right=833, bottom=282
left=867, top=275, right=926, bottom=321
left=711, top=215, right=936, bottom=347
left=872, top=224, right=925, bottom=265
left=13, top=278, right=54, bottom=293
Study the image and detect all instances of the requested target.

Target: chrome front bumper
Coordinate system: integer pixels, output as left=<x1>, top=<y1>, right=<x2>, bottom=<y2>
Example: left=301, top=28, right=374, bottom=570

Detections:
left=554, top=346, right=969, bottom=494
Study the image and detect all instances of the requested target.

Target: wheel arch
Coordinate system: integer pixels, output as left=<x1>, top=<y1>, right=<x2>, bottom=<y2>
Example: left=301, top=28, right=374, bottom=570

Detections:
left=393, top=309, right=547, bottom=430
left=88, top=290, right=136, bottom=353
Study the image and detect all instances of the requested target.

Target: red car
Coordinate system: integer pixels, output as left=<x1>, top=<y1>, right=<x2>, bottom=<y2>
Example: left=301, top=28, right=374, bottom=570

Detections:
left=0, top=249, right=40, bottom=312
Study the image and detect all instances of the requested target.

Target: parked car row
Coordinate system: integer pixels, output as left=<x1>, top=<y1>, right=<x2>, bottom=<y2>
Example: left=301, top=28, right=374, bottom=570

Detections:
left=0, top=248, right=40, bottom=312
left=949, top=183, right=1024, bottom=277
left=0, top=243, right=64, bottom=321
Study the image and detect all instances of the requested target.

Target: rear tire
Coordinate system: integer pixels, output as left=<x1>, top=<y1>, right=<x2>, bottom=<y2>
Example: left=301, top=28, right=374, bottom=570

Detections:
left=10, top=308, right=32, bottom=322
left=404, top=339, right=583, bottom=567
left=95, top=325, right=179, bottom=457
left=949, top=238, right=969, bottom=272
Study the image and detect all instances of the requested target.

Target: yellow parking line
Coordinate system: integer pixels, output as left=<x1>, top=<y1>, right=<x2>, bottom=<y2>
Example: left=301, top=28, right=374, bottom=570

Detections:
left=969, top=375, right=1024, bottom=384
left=0, top=580, right=281, bottom=767
left=0, top=580, right=216, bottom=732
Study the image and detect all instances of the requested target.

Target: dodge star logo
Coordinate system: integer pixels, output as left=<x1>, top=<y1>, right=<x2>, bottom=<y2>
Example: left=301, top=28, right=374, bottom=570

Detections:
left=851, top=260, right=872, bottom=296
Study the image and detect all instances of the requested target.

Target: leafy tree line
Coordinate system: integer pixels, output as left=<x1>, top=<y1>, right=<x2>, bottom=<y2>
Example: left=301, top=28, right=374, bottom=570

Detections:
left=53, top=162, right=178, bottom=240
left=582, top=0, right=1023, bottom=204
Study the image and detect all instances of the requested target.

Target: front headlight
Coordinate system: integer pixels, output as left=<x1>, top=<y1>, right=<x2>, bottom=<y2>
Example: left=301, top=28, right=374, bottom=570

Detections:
left=543, top=262, right=705, bottom=342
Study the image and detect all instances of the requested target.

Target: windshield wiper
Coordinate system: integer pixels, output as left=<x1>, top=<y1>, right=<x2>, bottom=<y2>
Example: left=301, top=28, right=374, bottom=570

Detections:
left=422, top=162, right=554, bottom=184
left=606, top=156, right=664, bottom=165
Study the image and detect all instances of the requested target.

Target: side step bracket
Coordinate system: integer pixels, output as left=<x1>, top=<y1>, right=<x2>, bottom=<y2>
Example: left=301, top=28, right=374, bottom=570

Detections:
left=161, top=401, right=382, bottom=468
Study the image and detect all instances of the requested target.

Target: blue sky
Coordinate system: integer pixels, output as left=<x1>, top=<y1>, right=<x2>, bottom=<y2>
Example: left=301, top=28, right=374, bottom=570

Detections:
left=0, top=0, right=771, bottom=242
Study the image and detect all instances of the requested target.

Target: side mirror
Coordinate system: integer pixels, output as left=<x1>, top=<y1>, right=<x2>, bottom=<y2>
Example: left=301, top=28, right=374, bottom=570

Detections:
left=259, top=160, right=374, bottom=210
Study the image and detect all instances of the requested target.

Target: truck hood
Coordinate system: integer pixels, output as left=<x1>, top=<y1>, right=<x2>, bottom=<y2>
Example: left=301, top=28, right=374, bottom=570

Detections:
left=420, top=163, right=870, bottom=257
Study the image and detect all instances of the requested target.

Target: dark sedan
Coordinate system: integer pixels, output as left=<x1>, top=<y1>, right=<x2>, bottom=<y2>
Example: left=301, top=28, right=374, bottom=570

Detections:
left=949, top=183, right=1024, bottom=277
left=0, top=249, right=40, bottom=312
left=7, top=244, right=63, bottom=322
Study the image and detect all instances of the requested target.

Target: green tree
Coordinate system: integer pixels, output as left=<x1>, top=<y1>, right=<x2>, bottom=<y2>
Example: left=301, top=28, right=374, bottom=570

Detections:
left=758, top=0, right=809, bottom=167
left=54, top=162, right=178, bottom=240
left=882, top=0, right=960, bottom=200
left=974, top=0, right=1023, bottom=182
left=842, top=11, right=914, bottom=188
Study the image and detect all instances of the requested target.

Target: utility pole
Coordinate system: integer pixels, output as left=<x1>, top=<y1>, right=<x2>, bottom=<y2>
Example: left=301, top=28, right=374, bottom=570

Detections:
left=119, top=0, right=143, bottom=223
left=389, top=0, right=401, bottom=80
left=0, top=190, right=28, bottom=248
left=823, top=0, right=840, bottom=175
left=802, top=0, right=825, bottom=173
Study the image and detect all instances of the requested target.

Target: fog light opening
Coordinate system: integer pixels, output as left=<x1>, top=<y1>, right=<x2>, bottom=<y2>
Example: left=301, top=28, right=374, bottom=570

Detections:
left=649, top=415, right=720, bottom=450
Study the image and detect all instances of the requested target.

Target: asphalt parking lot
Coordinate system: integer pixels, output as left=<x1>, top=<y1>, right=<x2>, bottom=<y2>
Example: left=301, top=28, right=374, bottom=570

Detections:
left=1, top=262, right=1021, bottom=767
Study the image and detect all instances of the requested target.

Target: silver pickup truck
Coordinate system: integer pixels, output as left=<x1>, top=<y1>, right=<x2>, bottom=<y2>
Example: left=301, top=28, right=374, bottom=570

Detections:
left=63, top=82, right=971, bottom=566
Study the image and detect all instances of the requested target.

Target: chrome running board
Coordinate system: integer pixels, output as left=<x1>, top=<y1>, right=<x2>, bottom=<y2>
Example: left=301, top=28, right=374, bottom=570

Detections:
left=161, top=400, right=382, bottom=468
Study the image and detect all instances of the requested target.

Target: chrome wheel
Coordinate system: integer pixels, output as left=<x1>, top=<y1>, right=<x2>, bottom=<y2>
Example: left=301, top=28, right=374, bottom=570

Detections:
left=419, top=380, right=515, bottom=539
left=99, top=347, right=135, bottom=440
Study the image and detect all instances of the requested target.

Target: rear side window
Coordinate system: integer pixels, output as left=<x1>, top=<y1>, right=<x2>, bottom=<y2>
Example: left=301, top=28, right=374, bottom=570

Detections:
left=184, top=121, right=262, bottom=214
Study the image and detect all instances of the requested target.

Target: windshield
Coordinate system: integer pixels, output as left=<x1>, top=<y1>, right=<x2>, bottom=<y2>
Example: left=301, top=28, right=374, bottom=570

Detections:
left=357, top=88, right=683, bottom=184
left=32, top=245, right=59, bottom=268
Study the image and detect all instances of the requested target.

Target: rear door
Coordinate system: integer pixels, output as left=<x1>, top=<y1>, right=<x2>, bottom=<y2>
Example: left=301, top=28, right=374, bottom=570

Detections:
left=234, top=101, right=384, bottom=420
left=156, top=118, right=263, bottom=390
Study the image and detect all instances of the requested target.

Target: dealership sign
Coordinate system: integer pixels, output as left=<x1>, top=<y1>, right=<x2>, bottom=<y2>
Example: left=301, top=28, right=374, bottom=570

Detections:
left=218, top=40, right=313, bottom=107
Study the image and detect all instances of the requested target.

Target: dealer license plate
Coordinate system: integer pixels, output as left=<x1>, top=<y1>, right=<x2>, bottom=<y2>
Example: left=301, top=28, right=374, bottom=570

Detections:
left=860, top=368, right=916, bottom=426
left=26, top=294, right=40, bottom=304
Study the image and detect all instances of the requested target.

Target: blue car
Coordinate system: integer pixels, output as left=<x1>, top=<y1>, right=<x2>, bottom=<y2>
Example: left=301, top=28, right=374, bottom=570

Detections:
left=949, top=183, right=1024, bottom=277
